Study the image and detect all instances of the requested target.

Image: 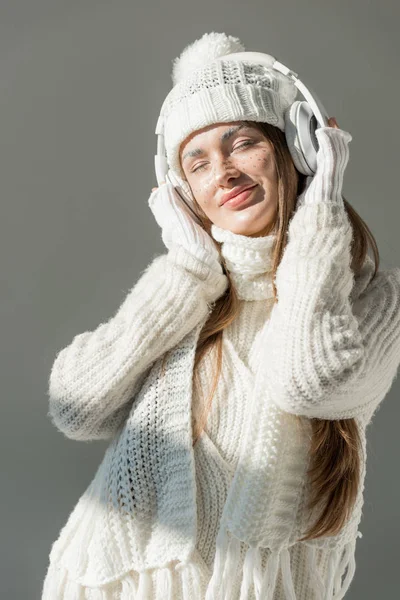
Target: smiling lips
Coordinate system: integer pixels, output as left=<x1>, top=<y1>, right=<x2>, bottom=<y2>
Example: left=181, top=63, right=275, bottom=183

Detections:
left=221, top=184, right=258, bottom=208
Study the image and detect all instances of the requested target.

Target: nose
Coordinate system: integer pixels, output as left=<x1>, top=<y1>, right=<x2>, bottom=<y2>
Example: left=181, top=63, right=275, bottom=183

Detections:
left=213, top=157, right=242, bottom=186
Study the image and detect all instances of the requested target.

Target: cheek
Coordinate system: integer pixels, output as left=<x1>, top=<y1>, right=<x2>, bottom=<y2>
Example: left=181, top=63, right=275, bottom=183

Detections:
left=238, top=149, right=274, bottom=175
left=188, top=179, right=216, bottom=205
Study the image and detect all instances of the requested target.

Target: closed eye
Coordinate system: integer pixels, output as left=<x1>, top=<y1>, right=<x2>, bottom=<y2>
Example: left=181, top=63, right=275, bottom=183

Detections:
left=191, top=140, right=255, bottom=173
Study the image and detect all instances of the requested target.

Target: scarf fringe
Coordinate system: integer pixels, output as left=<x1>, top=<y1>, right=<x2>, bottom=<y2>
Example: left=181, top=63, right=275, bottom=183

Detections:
left=42, top=560, right=206, bottom=599
left=331, top=534, right=360, bottom=600
left=203, top=528, right=362, bottom=600
left=42, top=531, right=362, bottom=599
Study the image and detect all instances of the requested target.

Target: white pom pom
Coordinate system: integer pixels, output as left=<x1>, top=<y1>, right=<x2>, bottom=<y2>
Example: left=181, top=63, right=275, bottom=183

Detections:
left=171, top=31, right=246, bottom=86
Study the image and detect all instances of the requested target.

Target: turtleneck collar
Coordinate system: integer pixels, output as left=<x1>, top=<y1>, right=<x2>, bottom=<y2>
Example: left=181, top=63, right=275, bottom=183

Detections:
left=210, top=223, right=277, bottom=301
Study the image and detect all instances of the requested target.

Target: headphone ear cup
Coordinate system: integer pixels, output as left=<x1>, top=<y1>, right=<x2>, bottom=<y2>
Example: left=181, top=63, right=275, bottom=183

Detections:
left=284, top=101, right=318, bottom=176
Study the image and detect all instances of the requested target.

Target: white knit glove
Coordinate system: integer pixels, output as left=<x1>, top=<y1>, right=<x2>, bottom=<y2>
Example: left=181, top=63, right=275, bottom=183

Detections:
left=148, top=180, right=222, bottom=270
left=298, top=125, right=353, bottom=207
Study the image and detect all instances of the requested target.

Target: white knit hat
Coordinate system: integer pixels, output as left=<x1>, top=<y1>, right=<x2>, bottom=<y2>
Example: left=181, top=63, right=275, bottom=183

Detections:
left=159, top=32, right=298, bottom=180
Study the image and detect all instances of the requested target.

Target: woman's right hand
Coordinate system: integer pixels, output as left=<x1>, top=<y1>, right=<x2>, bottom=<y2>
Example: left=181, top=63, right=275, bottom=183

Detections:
left=148, top=180, right=222, bottom=268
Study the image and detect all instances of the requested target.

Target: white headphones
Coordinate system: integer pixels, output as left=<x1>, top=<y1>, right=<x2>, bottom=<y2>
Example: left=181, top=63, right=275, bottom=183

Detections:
left=154, top=52, right=330, bottom=222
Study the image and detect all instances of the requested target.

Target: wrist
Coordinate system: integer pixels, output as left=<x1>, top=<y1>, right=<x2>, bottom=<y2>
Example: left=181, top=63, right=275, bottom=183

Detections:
left=167, top=244, right=228, bottom=301
left=180, top=242, right=223, bottom=273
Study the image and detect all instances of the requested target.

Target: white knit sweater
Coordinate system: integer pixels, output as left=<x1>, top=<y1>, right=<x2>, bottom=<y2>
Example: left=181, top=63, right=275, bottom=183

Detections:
left=42, top=127, right=400, bottom=600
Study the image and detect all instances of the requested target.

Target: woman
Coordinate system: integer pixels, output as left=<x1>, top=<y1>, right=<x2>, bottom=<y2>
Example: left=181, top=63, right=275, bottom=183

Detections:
left=42, top=32, right=400, bottom=599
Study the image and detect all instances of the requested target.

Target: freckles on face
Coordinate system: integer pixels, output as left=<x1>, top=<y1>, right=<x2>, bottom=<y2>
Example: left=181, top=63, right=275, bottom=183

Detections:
left=189, top=153, right=278, bottom=235
left=190, top=148, right=275, bottom=200
left=179, top=123, right=279, bottom=235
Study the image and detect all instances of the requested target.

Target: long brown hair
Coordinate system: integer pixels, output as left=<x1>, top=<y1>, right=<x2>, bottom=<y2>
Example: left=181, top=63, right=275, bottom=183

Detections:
left=166, top=120, right=379, bottom=542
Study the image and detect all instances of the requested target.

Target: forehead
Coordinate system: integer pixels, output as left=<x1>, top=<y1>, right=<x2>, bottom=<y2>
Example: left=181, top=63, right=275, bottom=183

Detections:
left=180, top=121, right=260, bottom=162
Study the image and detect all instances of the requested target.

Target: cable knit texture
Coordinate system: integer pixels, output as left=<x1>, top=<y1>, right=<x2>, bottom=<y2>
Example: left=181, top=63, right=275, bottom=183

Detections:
left=42, top=128, right=400, bottom=599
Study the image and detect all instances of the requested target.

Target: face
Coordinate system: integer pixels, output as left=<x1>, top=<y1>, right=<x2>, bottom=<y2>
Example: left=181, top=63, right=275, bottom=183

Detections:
left=179, top=121, right=279, bottom=237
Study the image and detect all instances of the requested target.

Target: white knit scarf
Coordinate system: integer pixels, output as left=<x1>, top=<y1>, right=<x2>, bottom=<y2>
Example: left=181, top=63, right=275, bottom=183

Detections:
left=199, top=224, right=360, bottom=600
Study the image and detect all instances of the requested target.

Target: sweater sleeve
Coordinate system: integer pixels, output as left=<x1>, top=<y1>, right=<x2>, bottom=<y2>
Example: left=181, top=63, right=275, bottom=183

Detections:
left=260, top=126, right=400, bottom=421
left=332, top=264, right=400, bottom=422
left=47, top=244, right=228, bottom=441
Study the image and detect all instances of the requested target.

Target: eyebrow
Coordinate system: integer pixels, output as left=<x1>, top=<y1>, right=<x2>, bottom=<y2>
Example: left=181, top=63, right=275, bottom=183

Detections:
left=181, top=124, right=250, bottom=164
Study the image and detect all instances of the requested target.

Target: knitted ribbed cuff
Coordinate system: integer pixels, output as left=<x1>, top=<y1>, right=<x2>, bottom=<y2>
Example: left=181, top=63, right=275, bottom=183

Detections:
left=302, top=126, right=352, bottom=206
left=166, top=243, right=228, bottom=303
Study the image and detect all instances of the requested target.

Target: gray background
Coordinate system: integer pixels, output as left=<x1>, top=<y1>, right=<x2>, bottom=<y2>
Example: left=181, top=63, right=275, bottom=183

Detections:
left=1, top=1, right=399, bottom=598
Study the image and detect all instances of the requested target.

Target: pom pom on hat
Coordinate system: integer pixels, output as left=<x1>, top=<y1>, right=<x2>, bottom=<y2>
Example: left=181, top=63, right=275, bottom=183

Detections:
left=171, top=31, right=246, bottom=86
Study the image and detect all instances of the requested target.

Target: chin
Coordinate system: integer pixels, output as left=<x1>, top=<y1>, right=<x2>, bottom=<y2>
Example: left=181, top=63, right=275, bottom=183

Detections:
left=219, top=203, right=277, bottom=237
left=227, top=221, right=274, bottom=237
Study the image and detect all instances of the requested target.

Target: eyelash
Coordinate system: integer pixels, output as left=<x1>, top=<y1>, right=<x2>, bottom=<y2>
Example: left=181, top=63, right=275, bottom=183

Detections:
left=191, top=140, right=255, bottom=173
